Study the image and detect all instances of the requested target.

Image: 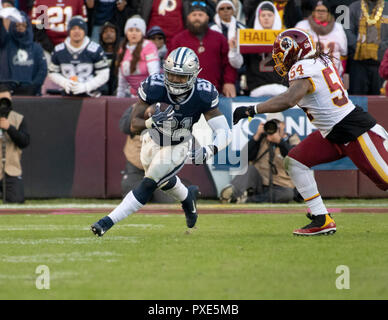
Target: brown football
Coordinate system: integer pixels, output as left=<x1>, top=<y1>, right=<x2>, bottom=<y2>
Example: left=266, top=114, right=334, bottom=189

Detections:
left=144, top=102, right=171, bottom=119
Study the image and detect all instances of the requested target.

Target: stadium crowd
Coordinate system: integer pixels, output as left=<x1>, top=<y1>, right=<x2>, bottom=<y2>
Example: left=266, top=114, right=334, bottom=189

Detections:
left=0, top=0, right=387, bottom=204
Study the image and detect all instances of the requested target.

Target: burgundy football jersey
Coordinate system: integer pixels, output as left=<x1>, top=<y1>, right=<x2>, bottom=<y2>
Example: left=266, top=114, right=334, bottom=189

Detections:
left=31, top=0, right=87, bottom=45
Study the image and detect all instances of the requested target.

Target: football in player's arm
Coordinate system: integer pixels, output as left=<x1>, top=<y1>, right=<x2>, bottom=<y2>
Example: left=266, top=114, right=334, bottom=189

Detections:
left=234, top=29, right=388, bottom=236
left=90, top=47, right=232, bottom=237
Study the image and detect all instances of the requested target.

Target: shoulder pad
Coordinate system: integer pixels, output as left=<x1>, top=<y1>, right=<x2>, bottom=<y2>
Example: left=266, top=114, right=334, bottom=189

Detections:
left=87, top=41, right=100, bottom=53
left=196, top=79, right=219, bottom=108
left=138, top=73, right=166, bottom=103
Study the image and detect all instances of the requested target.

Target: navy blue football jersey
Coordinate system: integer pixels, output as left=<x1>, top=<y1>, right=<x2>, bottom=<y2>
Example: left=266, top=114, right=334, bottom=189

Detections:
left=138, top=73, right=219, bottom=145
left=49, top=39, right=108, bottom=82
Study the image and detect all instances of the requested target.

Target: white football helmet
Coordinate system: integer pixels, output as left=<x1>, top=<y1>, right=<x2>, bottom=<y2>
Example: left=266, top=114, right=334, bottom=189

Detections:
left=163, top=47, right=201, bottom=95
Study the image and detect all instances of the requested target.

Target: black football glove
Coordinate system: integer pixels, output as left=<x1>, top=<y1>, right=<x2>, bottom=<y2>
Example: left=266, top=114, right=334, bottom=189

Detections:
left=190, top=145, right=217, bottom=165
left=233, top=105, right=256, bottom=125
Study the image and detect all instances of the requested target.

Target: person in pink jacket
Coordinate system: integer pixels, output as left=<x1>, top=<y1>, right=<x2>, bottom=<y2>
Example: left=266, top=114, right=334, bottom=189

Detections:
left=379, top=48, right=388, bottom=97
left=116, top=15, right=160, bottom=97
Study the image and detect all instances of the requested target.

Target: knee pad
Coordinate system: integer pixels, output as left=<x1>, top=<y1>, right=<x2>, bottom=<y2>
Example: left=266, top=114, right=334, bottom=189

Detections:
left=132, top=177, right=158, bottom=205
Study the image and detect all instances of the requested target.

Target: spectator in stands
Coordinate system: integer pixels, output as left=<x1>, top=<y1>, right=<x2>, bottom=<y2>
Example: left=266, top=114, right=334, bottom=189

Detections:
left=170, top=1, right=237, bottom=97
left=210, top=0, right=245, bottom=69
left=0, top=84, right=30, bottom=203
left=345, top=0, right=388, bottom=95
left=146, top=26, right=167, bottom=71
left=116, top=16, right=160, bottom=98
left=295, top=0, right=348, bottom=77
left=244, top=0, right=302, bottom=29
left=379, top=48, right=388, bottom=96
left=99, top=21, right=120, bottom=95
left=230, top=0, right=245, bottom=24
left=138, top=0, right=216, bottom=50
left=244, top=1, right=287, bottom=97
left=220, top=113, right=301, bottom=204
left=0, top=8, right=46, bottom=95
left=85, top=0, right=137, bottom=42
left=48, top=16, right=109, bottom=97
left=210, top=0, right=245, bottom=94
left=31, top=0, right=88, bottom=95
left=119, top=105, right=174, bottom=203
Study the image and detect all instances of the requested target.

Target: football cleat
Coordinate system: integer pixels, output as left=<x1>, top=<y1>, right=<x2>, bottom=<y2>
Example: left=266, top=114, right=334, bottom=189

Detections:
left=182, top=185, right=200, bottom=228
left=293, top=213, right=336, bottom=236
left=91, top=216, right=114, bottom=237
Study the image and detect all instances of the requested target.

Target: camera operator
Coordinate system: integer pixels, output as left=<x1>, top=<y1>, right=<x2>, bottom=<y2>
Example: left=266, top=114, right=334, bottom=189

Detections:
left=0, top=84, right=30, bottom=203
left=220, top=112, right=302, bottom=203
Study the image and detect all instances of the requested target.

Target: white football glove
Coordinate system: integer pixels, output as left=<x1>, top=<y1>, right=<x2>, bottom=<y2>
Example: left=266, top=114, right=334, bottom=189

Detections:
left=63, top=79, right=76, bottom=94
left=71, top=82, right=89, bottom=95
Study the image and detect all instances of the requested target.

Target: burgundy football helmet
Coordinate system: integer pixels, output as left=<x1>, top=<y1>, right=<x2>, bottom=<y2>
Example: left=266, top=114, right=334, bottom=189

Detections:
left=272, top=28, right=316, bottom=77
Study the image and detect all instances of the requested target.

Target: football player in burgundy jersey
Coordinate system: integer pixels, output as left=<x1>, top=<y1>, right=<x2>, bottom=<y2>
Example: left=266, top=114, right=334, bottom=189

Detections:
left=234, top=29, right=388, bottom=236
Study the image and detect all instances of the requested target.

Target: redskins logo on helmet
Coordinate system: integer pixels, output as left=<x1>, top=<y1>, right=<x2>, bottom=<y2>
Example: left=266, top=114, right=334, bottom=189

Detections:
left=272, top=28, right=316, bottom=77
left=280, top=37, right=294, bottom=51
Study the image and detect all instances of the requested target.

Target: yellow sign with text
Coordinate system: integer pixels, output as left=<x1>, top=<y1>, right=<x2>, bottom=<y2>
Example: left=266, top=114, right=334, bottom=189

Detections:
left=238, top=29, right=284, bottom=54
left=238, top=29, right=283, bottom=45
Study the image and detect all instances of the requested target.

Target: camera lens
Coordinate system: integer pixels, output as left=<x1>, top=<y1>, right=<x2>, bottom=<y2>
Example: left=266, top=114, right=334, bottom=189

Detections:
left=0, top=98, right=12, bottom=118
left=264, top=120, right=278, bottom=134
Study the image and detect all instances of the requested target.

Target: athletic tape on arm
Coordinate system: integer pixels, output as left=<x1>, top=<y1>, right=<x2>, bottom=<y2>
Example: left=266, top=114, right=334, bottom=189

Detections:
left=207, top=115, right=232, bottom=153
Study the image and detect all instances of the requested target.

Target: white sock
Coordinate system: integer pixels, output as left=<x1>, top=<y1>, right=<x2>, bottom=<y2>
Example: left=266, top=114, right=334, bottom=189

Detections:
left=286, top=156, right=328, bottom=216
left=108, top=191, right=143, bottom=224
left=162, top=176, right=188, bottom=202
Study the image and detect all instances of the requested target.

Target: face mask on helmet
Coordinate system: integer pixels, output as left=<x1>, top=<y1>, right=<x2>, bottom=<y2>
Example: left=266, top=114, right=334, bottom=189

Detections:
left=163, top=47, right=201, bottom=95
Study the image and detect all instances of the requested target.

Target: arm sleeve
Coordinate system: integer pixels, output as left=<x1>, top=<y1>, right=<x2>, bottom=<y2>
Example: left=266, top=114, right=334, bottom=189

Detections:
left=207, top=114, right=232, bottom=153
left=32, top=44, right=47, bottom=87
left=85, top=48, right=110, bottom=91
left=6, top=119, right=30, bottom=149
left=48, top=52, right=69, bottom=88
left=228, top=47, right=244, bottom=69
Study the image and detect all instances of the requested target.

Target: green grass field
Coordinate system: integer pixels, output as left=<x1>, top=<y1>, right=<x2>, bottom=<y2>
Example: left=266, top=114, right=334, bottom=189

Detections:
left=1, top=201, right=388, bottom=300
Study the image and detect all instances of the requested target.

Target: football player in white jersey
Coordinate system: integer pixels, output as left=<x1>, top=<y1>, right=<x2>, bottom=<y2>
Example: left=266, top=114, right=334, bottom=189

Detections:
left=233, top=28, right=388, bottom=236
